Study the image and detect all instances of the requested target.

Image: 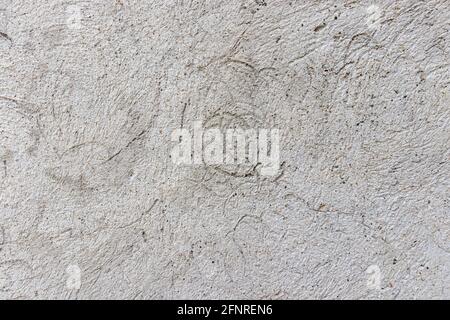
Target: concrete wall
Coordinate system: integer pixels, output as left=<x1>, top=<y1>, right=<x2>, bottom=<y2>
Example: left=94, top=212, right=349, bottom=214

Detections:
left=0, top=0, right=448, bottom=299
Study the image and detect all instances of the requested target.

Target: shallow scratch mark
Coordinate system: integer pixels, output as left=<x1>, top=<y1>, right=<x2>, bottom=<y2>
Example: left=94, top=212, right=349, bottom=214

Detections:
left=105, top=129, right=147, bottom=162
left=180, top=102, right=188, bottom=128
left=0, top=32, right=11, bottom=41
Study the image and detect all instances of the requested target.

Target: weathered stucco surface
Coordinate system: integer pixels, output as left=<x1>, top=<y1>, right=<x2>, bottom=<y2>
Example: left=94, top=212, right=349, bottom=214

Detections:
left=0, top=0, right=449, bottom=299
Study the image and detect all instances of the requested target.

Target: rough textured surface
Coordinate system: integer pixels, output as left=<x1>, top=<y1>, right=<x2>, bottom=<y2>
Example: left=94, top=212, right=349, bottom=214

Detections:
left=0, top=0, right=449, bottom=300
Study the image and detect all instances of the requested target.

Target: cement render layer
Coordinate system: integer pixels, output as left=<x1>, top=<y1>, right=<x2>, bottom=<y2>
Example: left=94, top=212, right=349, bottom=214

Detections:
left=0, top=0, right=449, bottom=299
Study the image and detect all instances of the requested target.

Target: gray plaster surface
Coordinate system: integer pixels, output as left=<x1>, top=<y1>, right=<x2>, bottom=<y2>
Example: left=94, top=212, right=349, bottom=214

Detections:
left=0, top=0, right=449, bottom=299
